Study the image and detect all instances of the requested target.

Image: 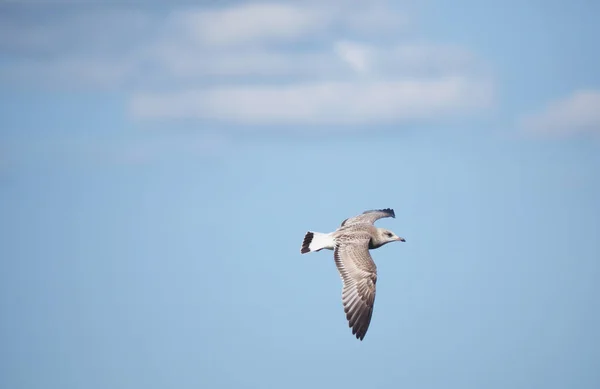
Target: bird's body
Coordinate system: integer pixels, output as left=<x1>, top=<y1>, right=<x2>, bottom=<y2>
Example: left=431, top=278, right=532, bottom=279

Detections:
left=300, top=208, right=405, bottom=341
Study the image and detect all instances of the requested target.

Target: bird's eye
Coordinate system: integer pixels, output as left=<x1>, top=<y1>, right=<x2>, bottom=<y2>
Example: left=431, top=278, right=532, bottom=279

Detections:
left=386, top=232, right=393, bottom=237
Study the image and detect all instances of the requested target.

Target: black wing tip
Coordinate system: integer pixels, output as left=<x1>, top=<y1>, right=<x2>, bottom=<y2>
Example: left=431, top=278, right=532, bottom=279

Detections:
left=348, top=311, right=372, bottom=341
left=364, top=208, right=395, bottom=218
left=300, top=231, right=314, bottom=254
left=352, top=326, right=367, bottom=341
left=382, top=208, right=395, bottom=218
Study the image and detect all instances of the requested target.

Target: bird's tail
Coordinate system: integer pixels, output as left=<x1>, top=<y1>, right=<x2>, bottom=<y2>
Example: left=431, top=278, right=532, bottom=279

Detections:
left=301, top=231, right=334, bottom=254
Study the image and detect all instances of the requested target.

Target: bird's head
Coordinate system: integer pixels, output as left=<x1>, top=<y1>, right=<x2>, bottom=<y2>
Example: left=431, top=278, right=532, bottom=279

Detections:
left=375, top=228, right=406, bottom=247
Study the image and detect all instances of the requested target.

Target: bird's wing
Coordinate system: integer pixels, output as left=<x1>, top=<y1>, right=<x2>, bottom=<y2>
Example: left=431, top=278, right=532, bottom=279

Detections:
left=340, top=208, right=395, bottom=227
left=333, top=233, right=378, bottom=341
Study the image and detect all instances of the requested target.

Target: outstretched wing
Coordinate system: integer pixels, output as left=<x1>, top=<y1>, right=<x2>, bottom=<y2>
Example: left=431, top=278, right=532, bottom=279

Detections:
left=333, top=234, right=378, bottom=341
left=340, top=208, right=395, bottom=227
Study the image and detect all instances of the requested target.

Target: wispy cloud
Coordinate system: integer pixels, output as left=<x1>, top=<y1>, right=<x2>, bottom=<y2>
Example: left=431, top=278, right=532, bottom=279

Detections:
left=1, top=1, right=494, bottom=126
left=519, top=90, right=600, bottom=137
left=165, top=3, right=329, bottom=47
left=131, top=77, right=493, bottom=125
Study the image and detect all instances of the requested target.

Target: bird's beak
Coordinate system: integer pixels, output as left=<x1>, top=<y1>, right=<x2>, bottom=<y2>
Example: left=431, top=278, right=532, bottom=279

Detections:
left=397, top=237, right=406, bottom=242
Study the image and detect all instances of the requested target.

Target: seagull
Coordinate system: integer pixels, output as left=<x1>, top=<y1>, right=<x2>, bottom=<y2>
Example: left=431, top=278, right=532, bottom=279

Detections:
left=300, top=208, right=406, bottom=341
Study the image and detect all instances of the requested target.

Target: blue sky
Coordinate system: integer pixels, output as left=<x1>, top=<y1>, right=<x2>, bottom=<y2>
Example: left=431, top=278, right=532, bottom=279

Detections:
left=1, top=1, right=599, bottom=388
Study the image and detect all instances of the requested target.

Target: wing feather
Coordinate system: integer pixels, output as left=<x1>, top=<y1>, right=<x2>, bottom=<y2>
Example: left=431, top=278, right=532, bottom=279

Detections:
left=340, top=208, right=395, bottom=227
left=333, top=236, right=378, bottom=341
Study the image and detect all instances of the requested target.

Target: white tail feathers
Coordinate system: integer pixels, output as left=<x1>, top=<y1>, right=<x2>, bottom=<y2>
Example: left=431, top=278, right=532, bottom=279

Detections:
left=301, top=231, right=335, bottom=254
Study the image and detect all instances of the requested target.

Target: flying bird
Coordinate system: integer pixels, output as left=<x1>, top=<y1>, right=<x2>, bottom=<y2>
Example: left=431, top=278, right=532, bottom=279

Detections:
left=300, top=208, right=405, bottom=341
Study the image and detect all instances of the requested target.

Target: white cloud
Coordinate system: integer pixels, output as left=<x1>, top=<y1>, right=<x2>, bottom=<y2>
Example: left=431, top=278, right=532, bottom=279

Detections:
left=0, top=1, right=494, bottom=127
left=334, top=41, right=372, bottom=73
left=130, top=77, right=493, bottom=124
left=165, top=3, right=327, bottom=47
left=520, top=90, right=600, bottom=137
